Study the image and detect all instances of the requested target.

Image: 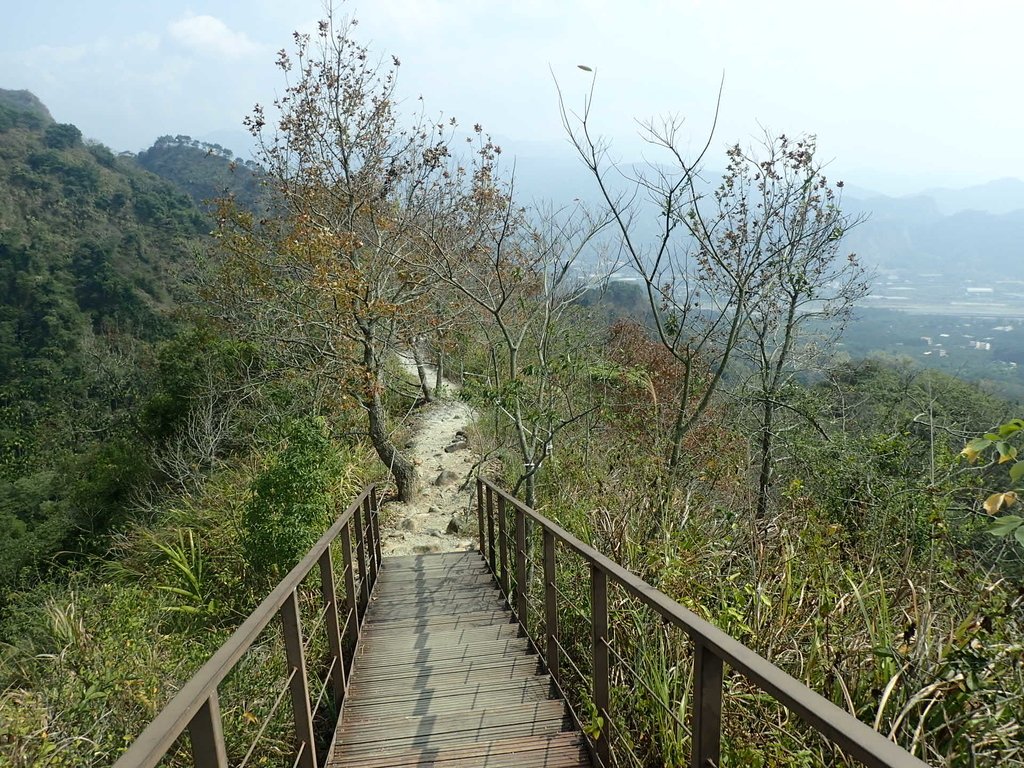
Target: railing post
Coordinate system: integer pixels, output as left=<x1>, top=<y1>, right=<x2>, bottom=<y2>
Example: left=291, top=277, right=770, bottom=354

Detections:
left=281, top=589, right=317, bottom=768
left=353, top=501, right=370, bottom=611
left=362, top=494, right=378, bottom=588
left=485, top=486, right=496, bottom=575
left=476, top=479, right=485, bottom=555
left=591, top=564, right=610, bottom=766
left=370, top=485, right=383, bottom=572
left=543, top=528, right=559, bottom=684
left=340, top=521, right=360, bottom=647
left=187, top=691, right=228, bottom=768
left=319, top=548, right=346, bottom=707
left=515, top=504, right=528, bottom=633
left=497, top=494, right=510, bottom=597
left=691, top=642, right=723, bottom=768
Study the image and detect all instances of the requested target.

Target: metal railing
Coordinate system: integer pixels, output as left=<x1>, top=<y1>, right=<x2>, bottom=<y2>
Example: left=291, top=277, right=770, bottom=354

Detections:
left=476, top=477, right=932, bottom=768
left=114, top=484, right=382, bottom=768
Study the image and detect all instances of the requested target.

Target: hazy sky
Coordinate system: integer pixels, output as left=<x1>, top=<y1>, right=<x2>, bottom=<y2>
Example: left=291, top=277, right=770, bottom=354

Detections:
left=2, top=0, right=1020, bottom=195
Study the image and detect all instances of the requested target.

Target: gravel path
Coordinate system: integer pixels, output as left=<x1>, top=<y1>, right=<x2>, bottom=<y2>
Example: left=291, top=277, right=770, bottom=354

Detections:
left=379, top=360, right=478, bottom=556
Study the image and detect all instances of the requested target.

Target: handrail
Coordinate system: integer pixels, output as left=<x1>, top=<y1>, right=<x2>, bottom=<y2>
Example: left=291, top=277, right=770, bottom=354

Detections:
left=114, top=484, right=382, bottom=768
left=477, top=477, right=931, bottom=768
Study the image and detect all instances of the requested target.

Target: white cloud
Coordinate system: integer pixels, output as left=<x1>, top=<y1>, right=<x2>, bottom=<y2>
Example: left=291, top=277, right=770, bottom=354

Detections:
left=168, top=14, right=260, bottom=59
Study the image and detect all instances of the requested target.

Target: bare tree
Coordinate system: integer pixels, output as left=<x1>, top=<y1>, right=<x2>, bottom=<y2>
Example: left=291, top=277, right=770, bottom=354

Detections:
left=413, top=183, right=610, bottom=508
left=560, top=77, right=867, bottom=517
left=716, top=133, right=868, bottom=518
left=559, top=76, right=776, bottom=474
left=208, top=10, right=496, bottom=501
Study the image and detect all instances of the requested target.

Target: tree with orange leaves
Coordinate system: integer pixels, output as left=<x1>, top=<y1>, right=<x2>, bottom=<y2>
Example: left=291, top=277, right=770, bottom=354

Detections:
left=208, top=8, right=498, bottom=502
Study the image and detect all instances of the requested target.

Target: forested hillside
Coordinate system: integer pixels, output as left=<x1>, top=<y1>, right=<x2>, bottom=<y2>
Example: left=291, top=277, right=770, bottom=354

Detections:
left=2, top=9, right=1024, bottom=768
left=134, top=134, right=265, bottom=212
left=0, top=87, right=206, bottom=589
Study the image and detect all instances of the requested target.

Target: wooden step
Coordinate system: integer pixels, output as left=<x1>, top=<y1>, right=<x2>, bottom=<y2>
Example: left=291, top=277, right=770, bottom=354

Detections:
left=327, top=551, right=591, bottom=768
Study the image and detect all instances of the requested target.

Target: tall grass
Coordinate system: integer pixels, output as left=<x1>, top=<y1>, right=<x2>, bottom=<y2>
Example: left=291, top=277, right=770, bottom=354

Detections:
left=507, top=415, right=1024, bottom=767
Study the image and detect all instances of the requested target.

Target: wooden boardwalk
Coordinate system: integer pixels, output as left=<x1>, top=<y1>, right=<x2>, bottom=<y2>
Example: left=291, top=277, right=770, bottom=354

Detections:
left=327, top=551, right=591, bottom=768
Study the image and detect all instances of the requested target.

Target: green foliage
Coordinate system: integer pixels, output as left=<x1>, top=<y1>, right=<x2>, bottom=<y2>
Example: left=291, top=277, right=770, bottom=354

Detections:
left=487, top=341, right=1024, bottom=766
left=43, top=123, right=81, bottom=150
left=962, top=417, right=1024, bottom=551
left=141, top=325, right=259, bottom=441
left=70, top=439, right=152, bottom=536
left=0, top=91, right=215, bottom=594
left=135, top=135, right=265, bottom=212
left=242, top=416, right=342, bottom=577
left=149, top=529, right=219, bottom=622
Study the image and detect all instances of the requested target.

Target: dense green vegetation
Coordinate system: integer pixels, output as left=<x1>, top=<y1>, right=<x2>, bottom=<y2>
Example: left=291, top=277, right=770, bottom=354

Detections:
left=0, top=90, right=393, bottom=767
left=838, top=308, right=1024, bottom=402
left=2, top=12, right=1024, bottom=768
left=456, top=314, right=1023, bottom=766
left=134, top=135, right=265, bottom=213
left=0, top=88, right=210, bottom=593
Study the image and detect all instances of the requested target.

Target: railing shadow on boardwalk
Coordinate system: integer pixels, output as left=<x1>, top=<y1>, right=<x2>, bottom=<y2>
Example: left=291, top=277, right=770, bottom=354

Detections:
left=114, top=479, right=932, bottom=768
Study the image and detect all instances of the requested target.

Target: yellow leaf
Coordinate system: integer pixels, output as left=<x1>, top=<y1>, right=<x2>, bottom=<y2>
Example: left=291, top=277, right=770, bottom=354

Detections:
left=961, top=445, right=981, bottom=463
left=983, top=492, right=1017, bottom=515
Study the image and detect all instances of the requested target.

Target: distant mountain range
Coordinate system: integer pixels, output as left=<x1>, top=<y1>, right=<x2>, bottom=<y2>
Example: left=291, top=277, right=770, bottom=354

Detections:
left=496, top=144, right=1023, bottom=281
left=841, top=189, right=1024, bottom=277
left=5, top=85, right=1019, bottom=287
left=920, top=177, right=1024, bottom=216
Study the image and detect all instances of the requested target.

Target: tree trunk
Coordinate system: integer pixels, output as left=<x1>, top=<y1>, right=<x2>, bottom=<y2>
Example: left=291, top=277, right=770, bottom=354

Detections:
left=363, top=336, right=416, bottom=503
left=524, top=467, right=536, bottom=510
left=411, top=341, right=432, bottom=402
left=756, top=397, right=774, bottom=520
left=668, top=394, right=689, bottom=472
left=434, top=347, right=444, bottom=394
left=366, top=386, right=416, bottom=502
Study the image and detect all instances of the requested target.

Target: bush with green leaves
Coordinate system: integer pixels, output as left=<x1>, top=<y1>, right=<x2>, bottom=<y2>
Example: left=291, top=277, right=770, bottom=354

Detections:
left=962, top=417, right=1024, bottom=550
left=242, top=416, right=342, bottom=577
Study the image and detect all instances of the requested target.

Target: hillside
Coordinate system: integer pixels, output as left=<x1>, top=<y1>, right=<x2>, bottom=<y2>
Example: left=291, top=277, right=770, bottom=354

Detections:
left=842, top=191, right=1024, bottom=278
left=134, top=134, right=265, bottom=212
left=0, top=88, right=208, bottom=588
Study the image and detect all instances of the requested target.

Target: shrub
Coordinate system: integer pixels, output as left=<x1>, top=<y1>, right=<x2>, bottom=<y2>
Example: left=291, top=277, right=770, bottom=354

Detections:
left=43, top=122, right=81, bottom=150
left=242, top=416, right=341, bottom=577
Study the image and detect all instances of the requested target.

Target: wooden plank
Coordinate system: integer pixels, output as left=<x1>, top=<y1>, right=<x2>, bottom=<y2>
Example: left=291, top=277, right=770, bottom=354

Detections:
left=382, top=552, right=483, bottom=569
left=370, top=574, right=498, bottom=592
left=359, top=622, right=522, bottom=650
left=376, top=568, right=492, bottom=585
left=380, top=556, right=487, bottom=571
left=343, top=688, right=559, bottom=722
left=327, top=551, right=591, bottom=768
left=364, top=600, right=509, bottom=622
left=329, top=732, right=588, bottom=768
left=338, top=700, right=568, bottom=741
left=368, top=593, right=505, bottom=611
left=354, top=637, right=532, bottom=668
left=372, top=575, right=496, bottom=592
left=341, top=676, right=555, bottom=711
left=348, top=654, right=543, bottom=687
left=333, top=716, right=568, bottom=758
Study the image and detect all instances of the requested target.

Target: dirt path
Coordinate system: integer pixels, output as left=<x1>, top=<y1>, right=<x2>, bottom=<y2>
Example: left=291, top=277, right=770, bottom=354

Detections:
left=380, top=359, right=478, bottom=556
